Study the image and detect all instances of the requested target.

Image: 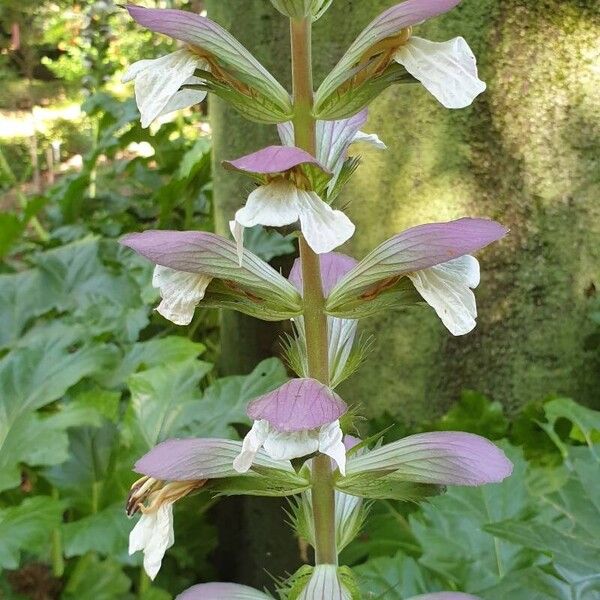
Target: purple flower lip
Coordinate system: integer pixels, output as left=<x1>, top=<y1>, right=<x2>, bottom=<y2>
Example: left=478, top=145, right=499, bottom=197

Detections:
left=247, top=378, right=347, bottom=433
left=134, top=439, right=245, bottom=480
left=222, top=145, right=330, bottom=176
left=289, top=251, right=358, bottom=296
left=346, top=431, right=513, bottom=486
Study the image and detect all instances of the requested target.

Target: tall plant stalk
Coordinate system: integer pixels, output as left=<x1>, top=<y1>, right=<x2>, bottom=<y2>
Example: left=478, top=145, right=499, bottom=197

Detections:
left=290, top=16, right=337, bottom=566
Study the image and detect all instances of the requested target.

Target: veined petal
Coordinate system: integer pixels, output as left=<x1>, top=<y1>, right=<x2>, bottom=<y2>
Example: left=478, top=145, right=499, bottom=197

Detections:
left=247, top=378, right=347, bottom=433
left=319, top=420, right=347, bottom=475
left=123, top=49, right=209, bottom=128
left=408, top=255, right=480, bottom=336
left=352, top=130, right=387, bottom=150
left=235, top=181, right=301, bottom=229
left=125, top=5, right=290, bottom=112
left=345, top=431, right=513, bottom=485
left=326, top=218, right=507, bottom=314
left=177, top=582, right=270, bottom=600
left=394, top=36, right=486, bottom=109
left=152, top=265, right=212, bottom=326
left=223, top=145, right=327, bottom=177
left=296, top=190, right=355, bottom=254
left=233, top=420, right=270, bottom=473
left=263, top=427, right=320, bottom=461
left=316, top=0, right=462, bottom=111
left=135, top=438, right=295, bottom=480
left=157, top=80, right=207, bottom=120
left=129, top=503, right=174, bottom=580
left=121, top=229, right=302, bottom=317
left=298, top=565, right=352, bottom=600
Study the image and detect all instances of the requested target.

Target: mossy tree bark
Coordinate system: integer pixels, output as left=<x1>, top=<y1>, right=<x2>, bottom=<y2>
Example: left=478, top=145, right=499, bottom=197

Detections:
left=206, top=0, right=600, bottom=583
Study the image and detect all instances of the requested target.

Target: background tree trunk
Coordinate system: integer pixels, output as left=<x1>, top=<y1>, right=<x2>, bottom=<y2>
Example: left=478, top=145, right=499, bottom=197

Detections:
left=206, top=0, right=600, bottom=583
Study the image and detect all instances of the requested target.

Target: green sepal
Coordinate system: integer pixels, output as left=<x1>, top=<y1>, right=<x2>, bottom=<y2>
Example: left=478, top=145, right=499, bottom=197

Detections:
left=285, top=565, right=314, bottom=600
left=315, top=63, right=416, bottom=121
left=201, top=280, right=303, bottom=322
left=187, top=74, right=292, bottom=124
left=270, top=0, right=332, bottom=21
left=338, top=566, right=362, bottom=600
left=207, top=467, right=310, bottom=498
left=335, top=471, right=444, bottom=501
left=326, top=277, right=422, bottom=320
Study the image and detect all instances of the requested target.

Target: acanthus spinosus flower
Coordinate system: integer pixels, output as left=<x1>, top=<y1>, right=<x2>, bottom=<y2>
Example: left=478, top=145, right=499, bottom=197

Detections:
left=127, top=438, right=304, bottom=580
left=121, top=229, right=302, bottom=325
left=223, top=145, right=355, bottom=261
left=233, top=378, right=348, bottom=475
left=316, top=0, right=486, bottom=116
left=326, top=218, right=508, bottom=335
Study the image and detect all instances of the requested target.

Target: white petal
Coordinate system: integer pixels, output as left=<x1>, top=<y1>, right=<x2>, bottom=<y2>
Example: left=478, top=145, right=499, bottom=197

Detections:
left=318, top=420, right=346, bottom=475
left=233, top=420, right=270, bottom=473
left=394, top=36, right=486, bottom=109
left=295, top=191, right=355, bottom=254
left=124, top=49, right=210, bottom=127
left=298, top=565, right=352, bottom=600
left=352, top=130, right=387, bottom=150
left=152, top=265, right=212, bottom=326
left=234, top=181, right=300, bottom=229
left=263, top=428, right=320, bottom=461
left=328, top=316, right=357, bottom=387
left=129, top=503, right=174, bottom=581
left=229, top=219, right=245, bottom=267
left=408, top=255, right=480, bottom=336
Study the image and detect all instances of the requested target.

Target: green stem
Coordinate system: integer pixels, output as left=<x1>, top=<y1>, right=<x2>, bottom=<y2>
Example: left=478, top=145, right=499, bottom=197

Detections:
left=290, top=16, right=337, bottom=566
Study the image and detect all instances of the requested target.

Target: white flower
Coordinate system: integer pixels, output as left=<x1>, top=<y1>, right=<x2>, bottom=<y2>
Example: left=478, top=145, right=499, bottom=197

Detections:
left=394, top=36, right=486, bottom=109
left=408, top=254, right=480, bottom=335
left=233, top=419, right=347, bottom=475
left=231, top=180, right=355, bottom=262
left=351, top=130, right=387, bottom=150
left=123, top=48, right=209, bottom=127
left=152, top=265, right=213, bottom=326
left=298, top=565, right=352, bottom=600
left=129, top=502, right=175, bottom=580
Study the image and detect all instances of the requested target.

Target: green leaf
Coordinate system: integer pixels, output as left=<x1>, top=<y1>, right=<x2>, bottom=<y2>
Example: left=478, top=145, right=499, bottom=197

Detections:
left=44, top=422, right=119, bottom=513
left=543, top=397, right=600, bottom=449
left=127, top=358, right=213, bottom=448
left=62, top=555, right=130, bottom=600
left=0, top=323, right=114, bottom=492
left=0, top=497, right=64, bottom=570
left=484, top=449, right=600, bottom=577
left=102, top=336, right=205, bottom=388
left=480, top=566, right=580, bottom=600
left=434, top=390, right=509, bottom=440
left=0, top=269, right=60, bottom=349
left=0, top=213, right=24, bottom=259
left=189, top=358, right=288, bottom=438
left=63, top=504, right=132, bottom=561
left=242, top=226, right=295, bottom=262
left=354, top=552, right=433, bottom=599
